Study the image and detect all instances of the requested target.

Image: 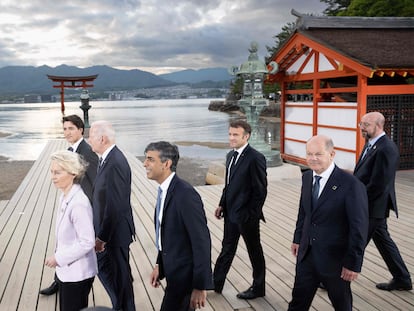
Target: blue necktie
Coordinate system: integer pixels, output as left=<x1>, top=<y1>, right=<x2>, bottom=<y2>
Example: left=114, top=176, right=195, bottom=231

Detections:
left=67, top=147, right=74, bottom=152
left=312, top=175, right=322, bottom=210
left=361, top=143, right=372, bottom=160
left=155, top=187, right=163, bottom=250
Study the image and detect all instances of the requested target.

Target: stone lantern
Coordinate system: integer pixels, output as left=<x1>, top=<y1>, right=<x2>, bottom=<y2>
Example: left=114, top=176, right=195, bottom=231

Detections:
left=230, top=42, right=281, bottom=166
left=79, top=89, right=91, bottom=128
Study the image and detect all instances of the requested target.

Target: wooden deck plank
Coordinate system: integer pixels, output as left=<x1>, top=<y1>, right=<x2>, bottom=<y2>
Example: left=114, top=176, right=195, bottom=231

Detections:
left=0, top=140, right=413, bottom=310
left=0, top=200, right=9, bottom=216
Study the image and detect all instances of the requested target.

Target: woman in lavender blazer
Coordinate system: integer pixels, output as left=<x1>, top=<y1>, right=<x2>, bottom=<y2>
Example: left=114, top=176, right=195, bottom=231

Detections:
left=45, top=150, right=98, bottom=311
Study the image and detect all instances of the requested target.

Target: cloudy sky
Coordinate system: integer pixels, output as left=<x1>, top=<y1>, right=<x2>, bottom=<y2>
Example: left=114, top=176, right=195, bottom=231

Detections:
left=0, top=0, right=326, bottom=74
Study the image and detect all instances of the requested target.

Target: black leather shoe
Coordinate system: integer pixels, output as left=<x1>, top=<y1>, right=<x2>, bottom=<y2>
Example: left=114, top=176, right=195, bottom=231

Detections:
left=236, top=287, right=264, bottom=300
left=376, top=279, right=412, bottom=291
left=39, top=281, right=59, bottom=295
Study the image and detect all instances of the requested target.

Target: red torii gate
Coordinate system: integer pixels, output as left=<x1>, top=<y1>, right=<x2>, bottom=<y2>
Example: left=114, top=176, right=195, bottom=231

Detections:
left=47, top=74, right=98, bottom=114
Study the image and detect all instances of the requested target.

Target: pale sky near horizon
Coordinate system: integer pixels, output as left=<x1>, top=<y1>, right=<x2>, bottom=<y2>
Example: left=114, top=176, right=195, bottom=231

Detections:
left=0, top=0, right=326, bottom=75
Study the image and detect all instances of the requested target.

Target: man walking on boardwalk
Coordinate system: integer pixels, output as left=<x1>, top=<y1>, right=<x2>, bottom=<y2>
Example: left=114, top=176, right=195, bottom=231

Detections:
left=40, top=114, right=98, bottom=296
left=89, top=120, right=136, bottom=311
left=144, top=141, right=213, bottom=311
left=213, top=120, right=267, bottom=300
left=289, top=135, right=368, bottom=310
left=354, top=111, right=412, bottom=291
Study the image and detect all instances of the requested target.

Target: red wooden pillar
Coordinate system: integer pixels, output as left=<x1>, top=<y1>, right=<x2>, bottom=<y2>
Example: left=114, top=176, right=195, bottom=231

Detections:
left=46, top=75, right=98, bottom=115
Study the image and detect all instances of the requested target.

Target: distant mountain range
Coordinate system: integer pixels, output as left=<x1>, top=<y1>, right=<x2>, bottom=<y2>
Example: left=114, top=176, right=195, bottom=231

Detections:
left=0, top=65, right=232, bottom=96
left=159, top=67, right=232, bottom=83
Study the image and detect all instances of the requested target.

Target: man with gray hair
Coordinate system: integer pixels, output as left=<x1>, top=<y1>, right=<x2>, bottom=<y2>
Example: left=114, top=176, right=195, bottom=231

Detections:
left=88, top=120, right=136, bottom=311
left=289, top=135, right=368, bottom=310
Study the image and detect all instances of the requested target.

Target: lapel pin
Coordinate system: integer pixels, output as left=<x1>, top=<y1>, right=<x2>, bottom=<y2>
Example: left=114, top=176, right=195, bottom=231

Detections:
left=332, top=186, right=337, bottom=190
left=373, top=145, right=376, bottom=150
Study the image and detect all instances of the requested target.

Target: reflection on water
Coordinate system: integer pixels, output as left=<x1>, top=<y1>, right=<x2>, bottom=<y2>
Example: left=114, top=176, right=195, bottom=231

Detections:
left=0, top=99, right=279, bottom=161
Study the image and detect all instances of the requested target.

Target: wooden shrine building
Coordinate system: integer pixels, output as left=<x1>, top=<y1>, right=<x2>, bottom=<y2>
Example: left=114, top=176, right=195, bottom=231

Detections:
left=266, top=11, right=414, bottom=170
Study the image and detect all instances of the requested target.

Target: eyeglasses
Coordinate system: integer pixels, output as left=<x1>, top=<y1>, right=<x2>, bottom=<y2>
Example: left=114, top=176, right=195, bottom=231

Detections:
left=358, top=122, right=371, bottom=128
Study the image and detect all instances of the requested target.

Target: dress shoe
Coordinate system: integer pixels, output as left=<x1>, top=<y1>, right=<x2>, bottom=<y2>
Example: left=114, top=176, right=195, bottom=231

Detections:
left=39, top=281, right=59, bottom=295
left=236, top=287, right=264, bottom=300
left=376, top=279, right=412, bottom=291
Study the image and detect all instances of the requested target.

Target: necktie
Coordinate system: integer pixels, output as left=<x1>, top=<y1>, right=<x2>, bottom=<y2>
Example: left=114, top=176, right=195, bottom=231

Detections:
left=231, top=151, right=239, bottom=167
left=67, top=147, right=74, bottom=152
left=312, top=175, right=322, bottom=210
left=227, top=151, right=239, bottom=184
left=97, top=157, right=103, bottom=173
left=155, top=187, right=163, bottom=250
left=361, top=143, right=372, bottom=160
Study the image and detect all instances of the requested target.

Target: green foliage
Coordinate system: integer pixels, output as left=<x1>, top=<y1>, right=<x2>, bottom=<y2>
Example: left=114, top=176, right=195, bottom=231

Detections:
left=266, top=22, right=297, bottom=60
left=340, top=0, right=414, bottom=16
left=227, top=77, right=243, bottom=100
left=263, top=82, right=281, bottom=97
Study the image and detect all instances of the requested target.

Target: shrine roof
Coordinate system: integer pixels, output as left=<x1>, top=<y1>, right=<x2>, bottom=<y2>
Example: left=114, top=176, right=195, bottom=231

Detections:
left=273, top=11, right=414, bottom=70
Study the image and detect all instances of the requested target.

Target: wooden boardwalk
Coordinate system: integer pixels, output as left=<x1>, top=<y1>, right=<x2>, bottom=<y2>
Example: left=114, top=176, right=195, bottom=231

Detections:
left=1, top=140, right=413, bottom=310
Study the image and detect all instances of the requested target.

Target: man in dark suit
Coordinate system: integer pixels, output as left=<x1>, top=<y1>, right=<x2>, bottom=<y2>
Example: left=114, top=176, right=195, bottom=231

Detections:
left=288, top=135, right=369, bottom=310
left=144, top=141, right=213, bottom=311
left=213, top=120, right=267, bottom=300
left=40, top=114, right=98, bottom=296
left=89, top=120, right=136, bottom=311
left=354, top=111, right=412, bottom=291
left=62, top=114, right=98, bottom=202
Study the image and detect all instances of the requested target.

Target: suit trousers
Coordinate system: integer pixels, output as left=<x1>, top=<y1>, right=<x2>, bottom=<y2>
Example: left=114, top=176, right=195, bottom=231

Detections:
left=58, top=276, right=94, bottom=311
left=161, top=289, right=193, bottom=311
left=367, top=218, right=411, bottom=282
left=213, top=217, right=265, bottom=294
left=97, top=246, right=135, bottom=311
left=288, top=249, right=352, bottom=311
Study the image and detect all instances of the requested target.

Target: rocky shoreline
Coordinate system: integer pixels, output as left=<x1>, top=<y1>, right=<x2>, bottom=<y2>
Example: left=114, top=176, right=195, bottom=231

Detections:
left=208, top=99, right=280, bottom=117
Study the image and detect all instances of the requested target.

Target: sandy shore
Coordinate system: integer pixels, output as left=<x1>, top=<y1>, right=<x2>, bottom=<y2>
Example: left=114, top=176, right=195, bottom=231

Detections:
left=0, top=131, right=226, bottom=200
left=0, top=155, right=218, bottom=200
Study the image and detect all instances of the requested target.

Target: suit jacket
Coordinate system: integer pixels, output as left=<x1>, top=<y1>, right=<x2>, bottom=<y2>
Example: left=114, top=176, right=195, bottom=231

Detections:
left=76, top=139, right=98, bottom=203
left=353, top=135, right=399, bottom=218
left=55, top=184, right=98, bottom=282
left=293, top=166, right=369, bottom=275
left=220, top=144, right=267, bottom=224
left=92, top=146, right=135, bottom=247
left=156, top=175, right=213, bottom=292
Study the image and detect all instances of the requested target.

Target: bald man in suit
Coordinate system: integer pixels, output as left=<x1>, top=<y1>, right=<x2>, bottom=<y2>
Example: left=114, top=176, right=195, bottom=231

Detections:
left=354, top=111, right=412, bottom=291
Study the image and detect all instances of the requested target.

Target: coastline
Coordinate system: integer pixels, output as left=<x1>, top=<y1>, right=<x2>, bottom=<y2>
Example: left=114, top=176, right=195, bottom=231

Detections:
left=0, top=129, right=226, bottom=200
left=0, top=157, right=212, bottom=200
left=0, top=154, right=220, bottom=201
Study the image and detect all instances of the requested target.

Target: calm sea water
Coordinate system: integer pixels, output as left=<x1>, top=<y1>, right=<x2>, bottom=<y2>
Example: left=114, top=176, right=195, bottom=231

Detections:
left=0, top=98, right=236, bottom=161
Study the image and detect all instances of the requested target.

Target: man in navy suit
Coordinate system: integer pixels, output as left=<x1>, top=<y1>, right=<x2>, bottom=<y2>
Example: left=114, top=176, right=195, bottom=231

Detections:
left=89, top=120, right=136, bottom=311
left=354, top=111, right=412, bottom=291
left=288, top=135, right=368, bottom=310
left=213, top=120, right=267, bottom=300
left=144, top=141, right=213, bottom=311
left=40, top=114, right=98, bottom=296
